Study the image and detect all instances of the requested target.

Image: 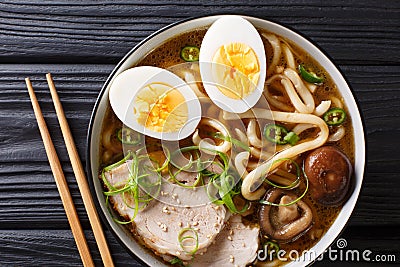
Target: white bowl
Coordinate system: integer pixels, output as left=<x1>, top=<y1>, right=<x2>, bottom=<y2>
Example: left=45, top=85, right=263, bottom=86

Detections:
left=87, top=15, right=365, bottom=266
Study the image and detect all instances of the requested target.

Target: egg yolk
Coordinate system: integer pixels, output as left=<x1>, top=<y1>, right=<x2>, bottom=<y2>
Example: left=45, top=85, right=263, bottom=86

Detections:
left=212, top=42, right=260, bottom=99
left=133, top=83, right=188, bottom=133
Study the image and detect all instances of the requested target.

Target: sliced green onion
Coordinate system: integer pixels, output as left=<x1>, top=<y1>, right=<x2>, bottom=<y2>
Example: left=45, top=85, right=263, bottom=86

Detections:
left=219, top=174, right=238, bottom=213
left=117, top=128, right=141, bottom=145
left=155, top=147, right=170, bottom=173
left=127, top=154, right=140, bottom=220
left=101, top=151, right=162, bottom=224
left=259, top=171, right=309, bottom=207
left=265, top=240, right=280, bottom=253
left=137, top=172, right=162, bottom=201
left=103, top=151, right=132, bottom=172
left=168, top=167, right=203, bottom=189
left=213, top=132, right=250, bottom=152
left=299, top=64, right=324, bottom=84
left=101, top=152, right=132, bottom=191
left=170, top=257, right=185, bottom=266
left=263, top=158, right=301, bottom=190
left=263, top=240, right=280, bottom=259
left=258, top=158, right=308, bottom=207
left=323, top=107, right=346, bottom=126
left=206, top=181, right=223, bottom=204
left=178, top=228, right=199, bottom=255
left=180, top=46, right=200, bottom=62
left=103, top=185, right=131, bottom=196
left=170, top=145, right=248, bottom=213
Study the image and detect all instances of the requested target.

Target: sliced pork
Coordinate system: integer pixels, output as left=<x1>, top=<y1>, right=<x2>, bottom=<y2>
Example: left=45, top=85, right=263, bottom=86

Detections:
left=168, top=166, right=199, bottom=186
left=191, top=215, right=260, bottom=267
left=103, top=161, right=227, bottom=261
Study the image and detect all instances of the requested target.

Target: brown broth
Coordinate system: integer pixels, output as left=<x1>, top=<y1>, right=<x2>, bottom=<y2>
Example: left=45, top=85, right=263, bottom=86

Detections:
left=99, top=27, right=355, bottom=266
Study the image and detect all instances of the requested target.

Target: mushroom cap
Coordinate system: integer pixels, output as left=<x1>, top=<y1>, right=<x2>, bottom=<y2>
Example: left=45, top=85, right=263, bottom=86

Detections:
left=259, top=188, right=313, bottom=243
left=304, top=146, right=352, bottom=206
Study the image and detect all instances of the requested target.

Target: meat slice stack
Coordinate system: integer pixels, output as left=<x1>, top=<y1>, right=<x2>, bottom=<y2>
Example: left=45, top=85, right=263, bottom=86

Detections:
left=103, top=161, right=227, bottom=261
left=191, top=215, right=260, bottom=267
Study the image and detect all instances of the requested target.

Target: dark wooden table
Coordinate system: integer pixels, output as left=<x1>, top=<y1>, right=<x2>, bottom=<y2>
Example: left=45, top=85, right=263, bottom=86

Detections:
left=1, top=1, right=399, bottom=266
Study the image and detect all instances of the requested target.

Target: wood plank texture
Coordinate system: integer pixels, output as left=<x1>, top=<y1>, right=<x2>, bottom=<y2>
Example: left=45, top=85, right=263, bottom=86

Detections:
left=0, top=0, right=399, bottom=266
left=0, top=230, right=142, bottom=266
left=0, top=1, right=399, bottom=65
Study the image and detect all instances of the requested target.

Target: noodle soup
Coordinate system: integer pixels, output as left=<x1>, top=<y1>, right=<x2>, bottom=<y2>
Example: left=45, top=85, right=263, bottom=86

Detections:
left=90, top=15, right=363, bottom=267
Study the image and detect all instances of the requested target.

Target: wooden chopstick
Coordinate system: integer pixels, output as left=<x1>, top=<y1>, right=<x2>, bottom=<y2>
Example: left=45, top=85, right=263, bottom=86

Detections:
left=25, top=78, right=95, bottom=267
left=46, top=73, right=114, bottom=267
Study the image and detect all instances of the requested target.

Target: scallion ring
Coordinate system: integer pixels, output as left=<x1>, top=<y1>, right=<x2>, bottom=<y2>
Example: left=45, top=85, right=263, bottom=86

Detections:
left=102, top=151, right=161, bottom=224
left=213, top=132, right=250, bottom=152
left=259, top=172, right=309, bottom=207
left=178, top=228, right=199, bottom=255
left=263, top=158, right=301, bottom=190
left=264, top=240, right=280, bottom=258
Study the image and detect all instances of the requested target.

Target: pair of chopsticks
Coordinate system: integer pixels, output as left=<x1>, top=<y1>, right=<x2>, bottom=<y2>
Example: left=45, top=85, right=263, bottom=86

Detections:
left=26, top=74, right=114, bottom=267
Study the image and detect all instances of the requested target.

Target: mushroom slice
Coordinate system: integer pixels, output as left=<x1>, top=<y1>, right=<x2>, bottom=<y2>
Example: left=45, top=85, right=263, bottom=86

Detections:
left=259, top=188, right=313, bottom=243
left=103, top=161, right=227, bottom=261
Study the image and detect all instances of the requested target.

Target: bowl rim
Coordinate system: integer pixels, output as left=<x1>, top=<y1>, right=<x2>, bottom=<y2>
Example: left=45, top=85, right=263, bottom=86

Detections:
left=86, top=14, right=366, bottom=267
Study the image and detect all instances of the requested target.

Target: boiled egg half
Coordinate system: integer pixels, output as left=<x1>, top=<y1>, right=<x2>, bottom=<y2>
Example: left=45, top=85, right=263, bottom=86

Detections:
left=199, top=15, right=267, bottom=113
left=109, top=66, right=201, bottom=141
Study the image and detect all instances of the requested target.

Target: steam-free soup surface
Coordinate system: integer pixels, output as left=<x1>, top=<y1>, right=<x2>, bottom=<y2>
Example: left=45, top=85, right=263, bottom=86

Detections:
left=99, top=27, right=354, bottom=266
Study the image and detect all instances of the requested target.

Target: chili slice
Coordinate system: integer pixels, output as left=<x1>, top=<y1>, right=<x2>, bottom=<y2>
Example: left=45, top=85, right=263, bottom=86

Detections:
left=264, top=124, right=288, bottom=145
left=180, top=45, right=200, bottom=62
left=323, top=107, right=346, bottom=126
left=117, top=128, right=141, bottom=145
left=298, top=64, right=324, bottom=84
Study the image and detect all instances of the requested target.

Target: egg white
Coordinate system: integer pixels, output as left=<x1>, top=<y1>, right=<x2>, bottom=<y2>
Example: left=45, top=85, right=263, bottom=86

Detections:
left=199, top=15, right=267, bottom=113
left=109, top=66, right=201, bottom=141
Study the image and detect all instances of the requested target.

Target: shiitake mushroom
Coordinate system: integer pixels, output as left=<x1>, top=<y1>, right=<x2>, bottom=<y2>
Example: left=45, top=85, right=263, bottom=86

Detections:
left=304, top=146, right=352, bottom=206
left=259, top=188, right=313, bottom=243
